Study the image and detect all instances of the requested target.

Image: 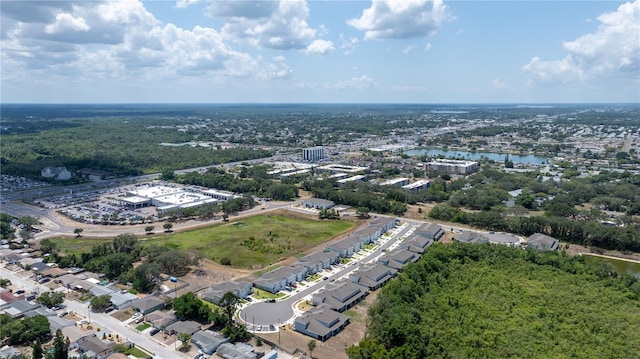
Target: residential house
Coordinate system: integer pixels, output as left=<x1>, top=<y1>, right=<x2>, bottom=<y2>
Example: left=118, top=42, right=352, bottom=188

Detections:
left=349, top=262, right=397, bottom=291
left=294, top=305, right=350, bottom=341
left=109, top=291, right=138, bottom=310
left=295, top=250, right=339, bottom=274
left=165, top=320, right=201, bottom=336
left=75, top=335, right=115, bottom=359
left=311, top=280, right=368, bottom=312
left=203, top=281, right=253, bottom=305
left=216, top=342, right=256, bottom=359
left=327, top=236, right=363, bottom=258
left=132, top=295, right=165, bottom=315
left=527, top=233, right=559, bottom=251
left=401, top=234, right=433, bottom=255
left=0, top=299, right=40, bottom=319
left=253, top=266, right=299, bottom=294
left=378, top=248, right=419, bottom=270
left=146, top=310, right=177, bottom=329
left=415, top=223, right=444, bottom=241
left=454, top=231, right=489, bottom=245
left=191, top=330, right=230, bottom=355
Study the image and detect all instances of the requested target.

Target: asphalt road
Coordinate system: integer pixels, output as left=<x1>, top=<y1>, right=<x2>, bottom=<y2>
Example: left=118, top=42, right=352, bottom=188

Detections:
left=239, top=218, right=419, bottom=327
left=1, top=266, right=184, bottom=358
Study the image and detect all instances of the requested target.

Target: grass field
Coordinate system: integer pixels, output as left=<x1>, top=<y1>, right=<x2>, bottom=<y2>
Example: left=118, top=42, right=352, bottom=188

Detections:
left=144, top=211, right=357, bottom=268
left=53, top=237, right=112, bottom=254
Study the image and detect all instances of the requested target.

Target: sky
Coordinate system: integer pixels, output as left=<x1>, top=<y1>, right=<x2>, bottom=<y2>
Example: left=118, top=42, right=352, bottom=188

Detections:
left=1, top=0, right=639, bottom=104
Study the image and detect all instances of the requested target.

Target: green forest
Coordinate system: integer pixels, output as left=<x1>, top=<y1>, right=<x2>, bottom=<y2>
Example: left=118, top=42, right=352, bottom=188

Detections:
left=348, top=243, right=640, bottom=359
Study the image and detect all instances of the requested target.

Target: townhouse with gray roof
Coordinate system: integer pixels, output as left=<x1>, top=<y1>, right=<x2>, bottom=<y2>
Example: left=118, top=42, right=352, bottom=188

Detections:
left=203, top=281, right=253, bottom=305
left=378, top=248, right=419, bottom=270
left=311, top=279, right=368, bottom=312
left=295, top=250, right=340, bottom=274
left=415, top=223, right=444, bottom=241
left=348, top=262, right=397, bottom=290
left=294, top=305, right=350, bottom=341
left=401, top=234, right=434, bottom=255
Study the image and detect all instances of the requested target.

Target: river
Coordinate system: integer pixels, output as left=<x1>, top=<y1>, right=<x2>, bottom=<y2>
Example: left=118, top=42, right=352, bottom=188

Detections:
left=406, top=148, right=548, bottom=165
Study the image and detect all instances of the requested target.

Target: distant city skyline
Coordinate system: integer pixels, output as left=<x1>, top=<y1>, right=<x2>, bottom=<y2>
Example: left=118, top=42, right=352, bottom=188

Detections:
left=1, top=0, right=639, bottom=104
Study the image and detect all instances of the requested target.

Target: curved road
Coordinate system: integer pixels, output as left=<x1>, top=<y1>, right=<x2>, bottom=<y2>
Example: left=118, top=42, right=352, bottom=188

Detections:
left=239, top=219, right=418, bottom=327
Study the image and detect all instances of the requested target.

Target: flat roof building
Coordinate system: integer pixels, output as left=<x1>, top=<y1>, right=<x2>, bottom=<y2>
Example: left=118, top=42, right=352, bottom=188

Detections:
left=426, top=159, right=479, bottom=175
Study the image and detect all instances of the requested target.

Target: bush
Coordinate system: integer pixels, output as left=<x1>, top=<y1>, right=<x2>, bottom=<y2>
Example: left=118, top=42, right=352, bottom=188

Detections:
left=220, top=257, right=231, bottom=266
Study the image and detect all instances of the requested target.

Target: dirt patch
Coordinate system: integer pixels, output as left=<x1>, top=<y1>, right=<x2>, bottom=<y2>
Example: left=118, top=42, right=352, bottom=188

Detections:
left=111, top=309, right=134, bottom=322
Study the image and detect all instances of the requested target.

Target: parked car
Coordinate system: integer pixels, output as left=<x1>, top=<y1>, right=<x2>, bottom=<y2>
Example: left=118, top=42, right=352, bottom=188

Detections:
left=265, top=299, right=276, bottom=303
left=149, top=328, right=160, bottom=336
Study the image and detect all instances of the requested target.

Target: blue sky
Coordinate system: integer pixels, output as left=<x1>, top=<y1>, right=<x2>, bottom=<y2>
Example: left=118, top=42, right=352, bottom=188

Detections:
left=1, top=0, right=638, bottom=103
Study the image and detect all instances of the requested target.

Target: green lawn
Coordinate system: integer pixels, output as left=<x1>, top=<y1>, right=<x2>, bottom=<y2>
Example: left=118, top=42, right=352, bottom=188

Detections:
left=135, top=323, right=151, bottom=331
left=252, top=288, right=286, bottom=300
left=144, top=212, right=356, bottom=268
left=52, top=237, right=111, bottom=255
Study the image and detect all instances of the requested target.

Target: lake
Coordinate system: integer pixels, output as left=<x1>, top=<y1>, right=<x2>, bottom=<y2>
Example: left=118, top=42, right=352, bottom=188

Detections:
left=406, top=148, right=548, bottom=165
left=583, top=254, right=640, bottom=279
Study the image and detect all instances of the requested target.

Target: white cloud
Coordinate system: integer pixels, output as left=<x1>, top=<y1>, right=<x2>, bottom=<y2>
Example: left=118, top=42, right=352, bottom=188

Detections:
left=175, top=0, right=205, bottom=9
left=339, top=34, right=359, bottom=55
left=347, top=0, right=451, bottom=40
left=523, top=0, right=639, bottom=84
left=0, top=0, right=292, bottom=84
left=424, top=43, right=431, bottom=51
left=305, top=39, right=335, bottom=55
left=327, top=75, right=376, bottom=90
left=402, top=45, right=416, bottom=54
left=44, top=13, right=90, bottom=34
left=204, top=0, right=320, bottom=51
left=491, top=78, right=512, bottom=91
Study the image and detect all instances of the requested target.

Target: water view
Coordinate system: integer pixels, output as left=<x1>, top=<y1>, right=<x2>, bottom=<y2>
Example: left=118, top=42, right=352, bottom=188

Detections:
left=583, top=254, right=640, bottom=279
left=406, top=148, right=548, bottom=165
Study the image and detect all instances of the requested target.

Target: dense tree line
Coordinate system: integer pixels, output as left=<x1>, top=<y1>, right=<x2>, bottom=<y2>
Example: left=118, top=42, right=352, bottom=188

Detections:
left=302, top=179, right=407, bottom=216
left=348, top=243, right=640, bottom=359
left=177, top=166, right=298, bottom=201
left=0, top=313, right=51, bottom=345
left=429, top=204, right=640, bottom=252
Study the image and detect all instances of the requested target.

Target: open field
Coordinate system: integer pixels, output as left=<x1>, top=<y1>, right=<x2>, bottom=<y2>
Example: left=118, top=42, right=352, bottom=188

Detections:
left=52, top=237, right=112, bottom=254
left=143, top=210, right=356, bottom=269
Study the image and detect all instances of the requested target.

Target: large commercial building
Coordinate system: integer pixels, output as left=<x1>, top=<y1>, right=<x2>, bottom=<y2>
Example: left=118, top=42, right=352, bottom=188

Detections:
left=426, top=159, right=479, bottom=175
left=303, top=147, right=325, bottom=162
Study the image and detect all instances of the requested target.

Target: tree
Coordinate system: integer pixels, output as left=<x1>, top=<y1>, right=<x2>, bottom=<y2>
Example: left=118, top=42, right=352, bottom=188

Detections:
left=0, top=278, right=11, bottom=288
left=129, top=262, right=161, bottom=293
left=38, top=238, right=57, bottom=254
left=36, top=291, right=65, bottom=308
left=308, top=339, right=317, bottom=358
left=144, top=225, right=155, bottom=234
left=222, top=213, right=229, bottom=222
left=163, top=223, right=173, bottom=232
left=155, top=250, right=194, bottom=276
left=112, top=233, right=139, bottom=254
left=219, top=291, right=239, bottom=330
left=18, top=216, right=39, bottom=230
left=160, top=170, right=176, bottom=181
left=32, top=338, right=44, bottom=359
left=177, top=333, right=191, bottom=351
left=173, top=292, right=211, bottom=323
left=90, top=295, right=112, bottom=312
left=52, top=329, right=69, bottom=359
left=73, top=228, right=83, bottom=237
left=356, top=207, right=370, bottom=220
